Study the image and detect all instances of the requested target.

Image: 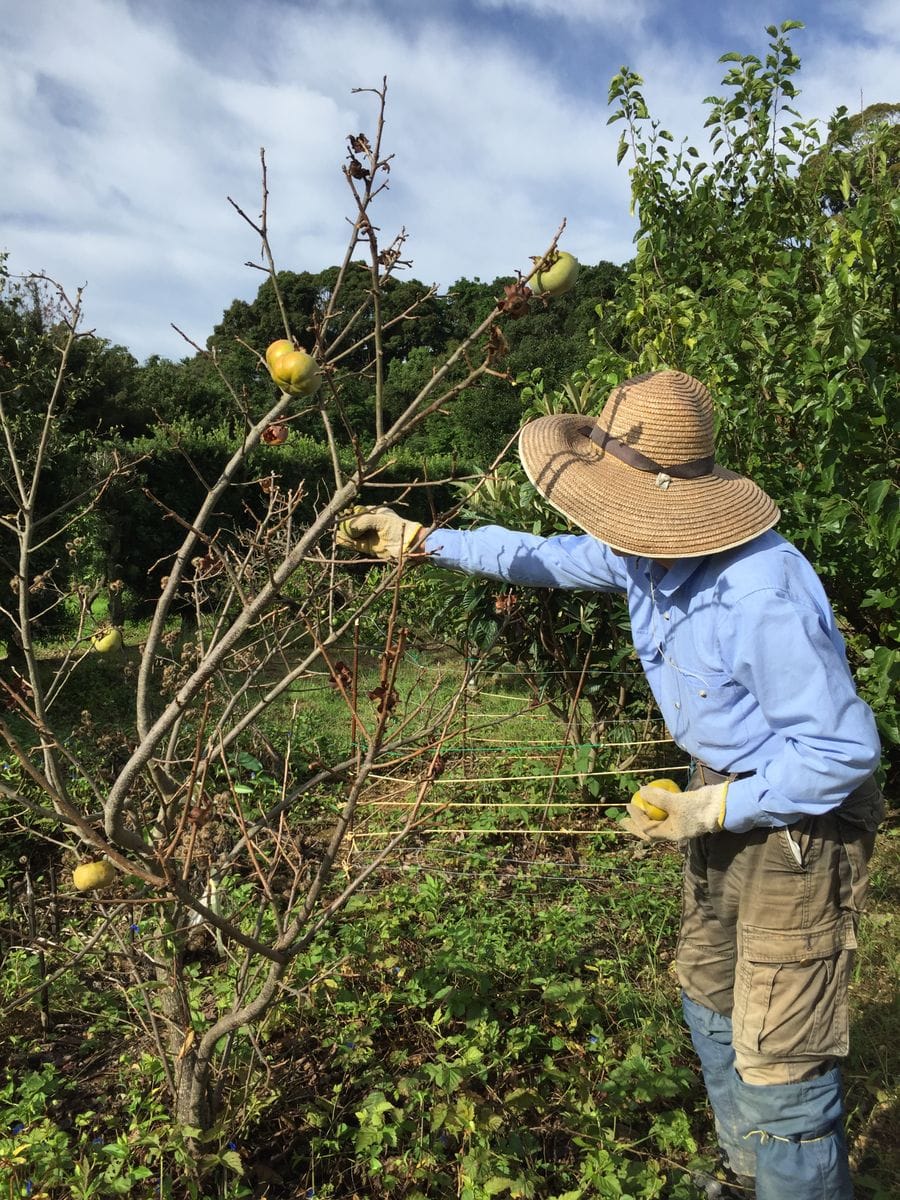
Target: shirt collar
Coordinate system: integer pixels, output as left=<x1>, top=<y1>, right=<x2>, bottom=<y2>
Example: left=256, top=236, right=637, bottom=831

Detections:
left=647, top=556, right=708, bottom=596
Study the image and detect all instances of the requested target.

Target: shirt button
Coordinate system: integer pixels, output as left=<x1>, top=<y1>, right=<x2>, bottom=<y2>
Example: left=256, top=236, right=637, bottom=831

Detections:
left=699, top=690, right=708, bottom=698
left=664, top=613, right=670, bottom=621
left=674, top=702, right=681, bottom=710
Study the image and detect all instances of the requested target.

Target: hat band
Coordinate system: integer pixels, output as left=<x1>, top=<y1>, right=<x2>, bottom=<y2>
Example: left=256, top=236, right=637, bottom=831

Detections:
left=581, top=425, right=715, bottom=479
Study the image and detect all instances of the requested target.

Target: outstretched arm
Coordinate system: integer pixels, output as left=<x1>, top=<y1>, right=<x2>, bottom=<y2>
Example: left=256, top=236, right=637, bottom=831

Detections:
left=422, top=524, right=628, bottom=593
left=337, top=507, right=629, bottom=593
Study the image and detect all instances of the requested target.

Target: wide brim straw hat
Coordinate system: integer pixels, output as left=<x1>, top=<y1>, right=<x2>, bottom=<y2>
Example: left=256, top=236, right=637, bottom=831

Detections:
left=518, top=370, right=780, bottom=558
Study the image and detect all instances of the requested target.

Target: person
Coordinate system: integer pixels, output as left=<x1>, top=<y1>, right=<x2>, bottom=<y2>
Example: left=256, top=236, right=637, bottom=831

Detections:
left=336, top=370, right=884, bottom=1200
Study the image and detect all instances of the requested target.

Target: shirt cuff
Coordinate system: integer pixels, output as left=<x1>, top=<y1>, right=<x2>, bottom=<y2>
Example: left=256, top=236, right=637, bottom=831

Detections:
left=720, top=775, right=785, bottom=833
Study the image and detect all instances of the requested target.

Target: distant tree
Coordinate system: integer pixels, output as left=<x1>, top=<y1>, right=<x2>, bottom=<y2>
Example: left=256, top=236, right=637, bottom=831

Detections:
left=388, top=261, right=627, bottom=463
left=803, top=101, right=900, bottom=214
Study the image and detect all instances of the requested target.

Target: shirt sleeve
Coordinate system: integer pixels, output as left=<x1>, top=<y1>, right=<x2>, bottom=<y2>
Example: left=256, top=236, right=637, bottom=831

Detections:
left=717, top=588, right=881, bottom=831
left=422, top=525, right=628, bottom=592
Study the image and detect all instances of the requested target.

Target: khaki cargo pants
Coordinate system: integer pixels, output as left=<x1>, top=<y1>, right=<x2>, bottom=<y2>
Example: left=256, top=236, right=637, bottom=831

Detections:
left=676, top=774, right=883, bottom=1085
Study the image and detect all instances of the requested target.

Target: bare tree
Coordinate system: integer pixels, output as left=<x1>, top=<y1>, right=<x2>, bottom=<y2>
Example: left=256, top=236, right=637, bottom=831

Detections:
left=0, top=81, right=566, bottom=1131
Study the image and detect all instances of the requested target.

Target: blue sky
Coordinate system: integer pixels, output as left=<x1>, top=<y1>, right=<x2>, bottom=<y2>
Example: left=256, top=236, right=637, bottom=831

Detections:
left=2, top=0, right=897, bottom=362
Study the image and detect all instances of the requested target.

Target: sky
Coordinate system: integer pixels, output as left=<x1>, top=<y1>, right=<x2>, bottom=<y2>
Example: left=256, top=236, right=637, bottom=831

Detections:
left=2, top=0, right=897, bottom=363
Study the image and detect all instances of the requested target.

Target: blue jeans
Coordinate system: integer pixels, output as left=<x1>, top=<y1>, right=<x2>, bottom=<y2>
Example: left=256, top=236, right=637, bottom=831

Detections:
left=683, top=992, right=853, bottom=1199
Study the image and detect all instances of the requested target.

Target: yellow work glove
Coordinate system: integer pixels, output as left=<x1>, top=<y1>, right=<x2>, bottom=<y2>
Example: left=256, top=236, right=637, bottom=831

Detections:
left=620, top=781, right=728, bottom=843
left=336, top=505, right=425, bottom=562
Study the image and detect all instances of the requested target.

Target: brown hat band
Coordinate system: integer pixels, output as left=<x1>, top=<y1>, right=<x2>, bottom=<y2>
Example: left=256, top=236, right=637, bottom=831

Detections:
left=580, top=425, right=715, bottom=480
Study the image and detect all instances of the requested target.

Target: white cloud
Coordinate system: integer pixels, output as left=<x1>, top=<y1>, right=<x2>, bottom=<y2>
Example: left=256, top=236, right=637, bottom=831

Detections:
left=474, top=0, right=651, bottom=26
left=2, top=0, right=898, bottom=361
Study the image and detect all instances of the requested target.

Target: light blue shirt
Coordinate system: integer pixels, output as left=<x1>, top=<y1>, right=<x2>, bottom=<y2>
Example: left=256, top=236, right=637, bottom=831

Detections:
left=423, top=525, right=881, bottom=832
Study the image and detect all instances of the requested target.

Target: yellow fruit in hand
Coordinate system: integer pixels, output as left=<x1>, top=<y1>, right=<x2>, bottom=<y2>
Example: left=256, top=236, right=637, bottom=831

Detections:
left=267, top=348, right=321, bottom=397
left=73, top=860, right=116, bottom=891
left=91, top=627, right=123, bottom=654
left=632, top=777, right=681, bottom=821
left=529, top=250, right=580, bottom=297
left=265, top=339, right=295, bottom=368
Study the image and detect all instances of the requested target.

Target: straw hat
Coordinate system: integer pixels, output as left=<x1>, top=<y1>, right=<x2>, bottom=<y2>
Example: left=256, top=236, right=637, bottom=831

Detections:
left=517, top=371, right=780, bottom=558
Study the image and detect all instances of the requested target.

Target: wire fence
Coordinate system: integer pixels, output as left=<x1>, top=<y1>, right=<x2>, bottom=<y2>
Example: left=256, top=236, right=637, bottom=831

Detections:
left=1, top=653, right=687, bottom=1029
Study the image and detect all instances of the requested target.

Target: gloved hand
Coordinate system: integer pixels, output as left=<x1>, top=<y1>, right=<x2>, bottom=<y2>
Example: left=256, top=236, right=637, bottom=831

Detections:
left=336, top=505, right=425, bottom=562
left=620, top=781, right=728, bottom=843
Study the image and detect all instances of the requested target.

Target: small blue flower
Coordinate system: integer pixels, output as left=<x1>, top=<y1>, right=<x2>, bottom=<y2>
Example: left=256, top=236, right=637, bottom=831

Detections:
left=25, top=1183, right=34, bottom=1197
left=11, top=1122, right=24, bottom=1134
left=587, top=1035, right=599, bottom=1045
left=306, top=1189, right=315, bottom=1198
left=129, top=923, right=140, bottom=933
left=228, top=1141, right=238, bottom=1151
left=92, top=1135, right=104, bottom=1145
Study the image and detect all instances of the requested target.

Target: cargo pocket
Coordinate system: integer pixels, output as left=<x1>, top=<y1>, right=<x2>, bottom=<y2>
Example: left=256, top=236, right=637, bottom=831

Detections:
left=732, top=915, right=857, bottom=1064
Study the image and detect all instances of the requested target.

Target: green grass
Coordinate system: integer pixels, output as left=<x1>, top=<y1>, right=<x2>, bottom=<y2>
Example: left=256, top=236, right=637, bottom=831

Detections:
left=3, top=631, right=896, bottom=1199
left=1, top=827, right=897, bottom=1198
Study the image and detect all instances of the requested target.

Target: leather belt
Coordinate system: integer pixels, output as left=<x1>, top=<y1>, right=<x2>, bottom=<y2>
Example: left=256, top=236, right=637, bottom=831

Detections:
left=693, top=763, right=756, bottom=785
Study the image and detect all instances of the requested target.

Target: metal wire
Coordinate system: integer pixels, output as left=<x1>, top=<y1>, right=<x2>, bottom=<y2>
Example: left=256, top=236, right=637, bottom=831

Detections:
left=362, top=763, right=690, bottom=788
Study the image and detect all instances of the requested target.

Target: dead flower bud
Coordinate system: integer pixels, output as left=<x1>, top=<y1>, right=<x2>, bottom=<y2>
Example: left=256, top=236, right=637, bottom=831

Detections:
left=262, top=422, right=290, bottom=445
left=429, top=754, right=447, bottom=780
left=496, top=282, right=532, bottom=319
left=486, top=325, right=510, bottom=363
left=367, top=683, right=399, bottom=717
left=330, top=661, right=354, bottom=691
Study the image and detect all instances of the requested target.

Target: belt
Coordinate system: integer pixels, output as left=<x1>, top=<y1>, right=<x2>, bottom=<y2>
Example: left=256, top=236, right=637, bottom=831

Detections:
left=692, top=762, right=756, bottom=785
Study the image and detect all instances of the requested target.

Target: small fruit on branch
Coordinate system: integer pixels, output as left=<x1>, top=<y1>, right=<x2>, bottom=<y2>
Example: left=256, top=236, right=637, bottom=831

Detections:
left=265, top=339, right=295, bottom=368
left=529, top=250, right=580, bottom=297
left=91, top=627, right=123, bottom=654
left=73, top=860, right=117, bottom=891
left=265, top=342, right=322, bottom=397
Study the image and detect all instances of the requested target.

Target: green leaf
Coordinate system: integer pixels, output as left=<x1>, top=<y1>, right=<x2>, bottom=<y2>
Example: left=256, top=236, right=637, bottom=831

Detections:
left=221, top=1150, right=243, bottom=1173
left=236, top=752, right=263, bottom=773
left=866, top=479, right=893, bottom=514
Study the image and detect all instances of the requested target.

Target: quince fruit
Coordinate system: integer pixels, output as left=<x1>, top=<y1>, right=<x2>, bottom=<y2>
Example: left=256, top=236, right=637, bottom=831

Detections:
left=91, top=627, right=123, bottom=654
left=529, top=250, right=579, bottom=297
left=632, top=777, right=681, bottom=821
left=265, top=339, right=295, bottom=368
left=267, top=347, right=321, bottom=397
left=73, top=860, right=116, bottom=891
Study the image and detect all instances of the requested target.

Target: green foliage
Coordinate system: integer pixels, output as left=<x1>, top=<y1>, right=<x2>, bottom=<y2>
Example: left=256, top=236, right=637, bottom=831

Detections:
left=394, top=263, right=627, bottom=464
left=0, top=1061, right=251, bottom=1199
left=3, top=254, right=624, bottom=618
left=598, top=22, right=899, bottom=755
left=3, top=677, right=898, bottom=1196
left=1, top=844, right=695, bottom=1199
